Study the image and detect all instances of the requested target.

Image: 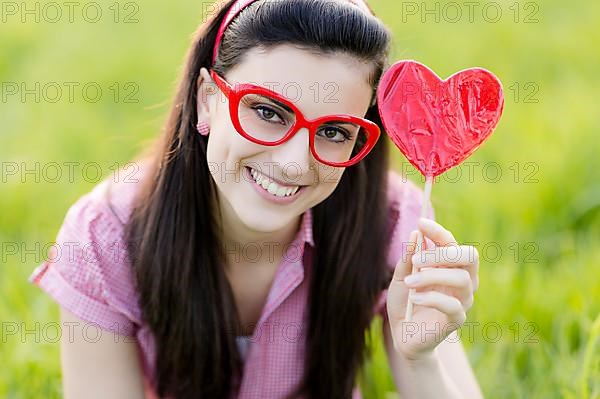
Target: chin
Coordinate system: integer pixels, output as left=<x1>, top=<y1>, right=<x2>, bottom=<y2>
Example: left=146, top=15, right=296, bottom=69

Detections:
left=236, top=206, right=292, bottom=234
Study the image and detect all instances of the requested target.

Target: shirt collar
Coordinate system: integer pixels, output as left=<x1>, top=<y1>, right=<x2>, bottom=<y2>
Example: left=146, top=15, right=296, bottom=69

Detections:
left=298, top=207, right=315, bottom=248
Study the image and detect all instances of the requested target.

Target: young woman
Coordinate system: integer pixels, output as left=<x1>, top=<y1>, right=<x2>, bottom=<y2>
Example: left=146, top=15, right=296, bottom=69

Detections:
left=29, top=0, right=483, bottom=398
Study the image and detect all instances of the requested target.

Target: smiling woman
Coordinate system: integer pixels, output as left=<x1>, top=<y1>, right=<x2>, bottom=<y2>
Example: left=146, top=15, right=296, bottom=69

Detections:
left=26, top=0, right=483, bottom=398
left=130, top=1, right=396, bottom=396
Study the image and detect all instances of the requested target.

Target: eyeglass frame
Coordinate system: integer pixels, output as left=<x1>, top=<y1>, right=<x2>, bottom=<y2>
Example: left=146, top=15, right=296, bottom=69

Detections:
left=208, top=69, right=381, bottom=168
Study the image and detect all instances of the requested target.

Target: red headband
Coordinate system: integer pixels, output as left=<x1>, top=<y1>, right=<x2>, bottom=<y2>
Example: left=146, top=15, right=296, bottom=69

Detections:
left=211, top=0, right=373, bottom=65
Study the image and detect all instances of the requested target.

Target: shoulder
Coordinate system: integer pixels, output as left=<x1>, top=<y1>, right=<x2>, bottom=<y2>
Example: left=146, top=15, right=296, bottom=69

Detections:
left=28, top=159, right=155, bottom=334
left=92, top=159, right=155, bottom=227
left=57, top=158, right=154, bottom=267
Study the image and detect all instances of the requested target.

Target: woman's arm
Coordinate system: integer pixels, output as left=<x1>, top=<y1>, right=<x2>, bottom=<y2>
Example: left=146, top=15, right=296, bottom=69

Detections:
left=382, top=217, right=484, bottom=398
left=382, top=317, right=484, bottom=399
left=59, top=307, right=146, bottom=399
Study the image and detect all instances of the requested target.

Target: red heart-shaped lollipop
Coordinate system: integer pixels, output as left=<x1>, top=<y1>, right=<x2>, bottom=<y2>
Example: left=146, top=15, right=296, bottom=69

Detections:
left=377, top=60, right=504, bottom=177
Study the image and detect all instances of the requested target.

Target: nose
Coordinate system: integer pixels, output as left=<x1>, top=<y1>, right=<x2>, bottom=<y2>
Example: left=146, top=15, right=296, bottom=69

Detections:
left=271, top=127, right=313, bottom=183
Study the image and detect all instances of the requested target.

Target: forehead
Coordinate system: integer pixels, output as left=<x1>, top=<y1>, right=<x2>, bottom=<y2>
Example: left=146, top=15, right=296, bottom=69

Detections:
left=225, top=45, right=374, bottom=118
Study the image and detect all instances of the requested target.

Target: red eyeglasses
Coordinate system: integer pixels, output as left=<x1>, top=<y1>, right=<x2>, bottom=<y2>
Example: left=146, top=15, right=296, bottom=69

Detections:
left=209, top=69, right=380, bottom=167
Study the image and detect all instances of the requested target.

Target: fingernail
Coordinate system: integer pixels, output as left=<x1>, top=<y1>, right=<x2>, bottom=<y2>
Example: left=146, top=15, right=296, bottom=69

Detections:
left=410, top=293, right=424, bottom=303
left=404, top=274, right=419, bottom=285
left=409, top=230, right=418, bottom=243
left=411, top=253, right=421, bottom=265
left=419, top=218, right=435, bottom=229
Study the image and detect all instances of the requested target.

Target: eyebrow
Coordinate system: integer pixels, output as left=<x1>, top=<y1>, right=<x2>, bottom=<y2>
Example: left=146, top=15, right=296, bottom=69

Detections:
left=265, top=97, right=294, bottom=113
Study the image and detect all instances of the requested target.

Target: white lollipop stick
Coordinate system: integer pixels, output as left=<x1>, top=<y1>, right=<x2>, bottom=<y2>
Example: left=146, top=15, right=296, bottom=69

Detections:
left=404, top=175, right=433, bottom=322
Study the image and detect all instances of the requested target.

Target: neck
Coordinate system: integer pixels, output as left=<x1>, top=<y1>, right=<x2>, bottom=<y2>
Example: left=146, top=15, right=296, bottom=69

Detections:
left=217, top=193, right=302, bottom=267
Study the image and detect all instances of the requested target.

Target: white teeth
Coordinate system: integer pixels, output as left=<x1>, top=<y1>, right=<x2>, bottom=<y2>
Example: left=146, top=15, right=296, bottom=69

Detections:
left=249, top=167, right=300, bottom=197
left=276, top=186, right=287, bottom=196
left=267, top=182, right=279, bottom=195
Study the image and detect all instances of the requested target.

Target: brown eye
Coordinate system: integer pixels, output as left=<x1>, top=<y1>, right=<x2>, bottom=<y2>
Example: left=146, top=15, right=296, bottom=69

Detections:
left=253, top=105, right=286, bottom=124
left=258, top=107, right=276, bottom=120
left=317, top=126, right=352, bottom=143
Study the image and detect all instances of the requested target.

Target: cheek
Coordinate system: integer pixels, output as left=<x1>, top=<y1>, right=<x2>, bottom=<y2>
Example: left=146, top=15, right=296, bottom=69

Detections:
left=312, top=167, right=344, bottom=198
left=206, top=109, right=241, bottom=162
left=205, top=127, right=263, bottom=184
left=205, top=132, right=224, bottom=173
left=316, top=165, right=344, bottom=186
left=205, top=121, right=241, bottom=162
left=205, top=129, right=238, bottom=186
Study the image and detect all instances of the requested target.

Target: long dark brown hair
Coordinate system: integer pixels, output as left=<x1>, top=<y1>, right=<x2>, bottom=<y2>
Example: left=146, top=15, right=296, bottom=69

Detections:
left=123, top=0, right=394, bottom=397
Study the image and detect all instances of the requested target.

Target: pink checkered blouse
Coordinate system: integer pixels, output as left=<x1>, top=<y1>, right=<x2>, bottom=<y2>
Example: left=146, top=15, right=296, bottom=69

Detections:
left=28, top=164, right=434, bottom=399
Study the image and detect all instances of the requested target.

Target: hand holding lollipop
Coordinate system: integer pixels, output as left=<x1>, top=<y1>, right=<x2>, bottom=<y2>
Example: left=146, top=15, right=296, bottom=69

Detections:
left=377, top=60, right=504, bottom=359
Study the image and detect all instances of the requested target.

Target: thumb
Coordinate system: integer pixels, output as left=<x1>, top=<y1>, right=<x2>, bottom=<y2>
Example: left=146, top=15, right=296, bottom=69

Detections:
left=392, top=229, right=419, bottom=282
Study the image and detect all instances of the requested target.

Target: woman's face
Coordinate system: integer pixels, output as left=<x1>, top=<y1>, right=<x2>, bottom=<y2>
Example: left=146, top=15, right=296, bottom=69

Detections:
left=197, top=44, right=374, bottom=234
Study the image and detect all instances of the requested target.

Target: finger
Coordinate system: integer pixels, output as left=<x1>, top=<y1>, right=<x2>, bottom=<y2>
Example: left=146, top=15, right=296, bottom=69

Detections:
left=412, top=245, right=479, bottom=271
left=392, top=230, right=419, bottom=282
left=404, top=268, right=472, bottom=293
left=410, top=291, right=467, bottom=325
left=417, top=218, right=458, bottom=247
left=404, top=268, right=474, bottom=308
left=412, top=245, right=479, bottom=292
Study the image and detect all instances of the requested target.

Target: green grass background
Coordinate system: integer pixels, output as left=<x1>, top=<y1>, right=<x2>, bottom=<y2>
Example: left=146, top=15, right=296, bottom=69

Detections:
left=1, top=0, right=599, bottom=397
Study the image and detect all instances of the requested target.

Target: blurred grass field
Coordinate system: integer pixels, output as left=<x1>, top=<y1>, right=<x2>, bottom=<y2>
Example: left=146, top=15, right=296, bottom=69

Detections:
left=1, top=0, right=599, bottom=398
